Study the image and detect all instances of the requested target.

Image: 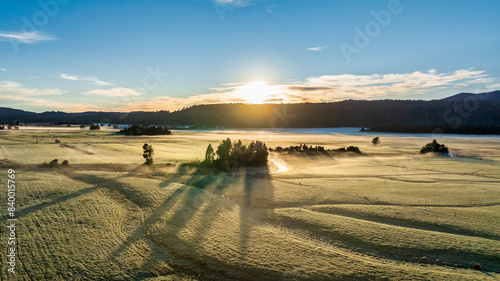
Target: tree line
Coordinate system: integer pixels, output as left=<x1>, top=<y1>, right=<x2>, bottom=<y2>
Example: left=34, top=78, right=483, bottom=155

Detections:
left=2, top=97, right=499, bottom=134
left=119, top=124, right=172, bottom=135
left=269, top=144, right=361, bottom=154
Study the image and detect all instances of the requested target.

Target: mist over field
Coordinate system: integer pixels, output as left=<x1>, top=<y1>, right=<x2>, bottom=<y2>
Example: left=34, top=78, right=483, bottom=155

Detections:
left=2, top=0, right=500, bottom=280
left=1, top=127, right=499, bottom=280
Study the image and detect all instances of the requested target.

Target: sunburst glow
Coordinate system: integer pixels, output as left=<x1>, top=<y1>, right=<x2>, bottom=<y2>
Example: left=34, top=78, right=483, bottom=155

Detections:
left=236, top=81, right=278, bottom=104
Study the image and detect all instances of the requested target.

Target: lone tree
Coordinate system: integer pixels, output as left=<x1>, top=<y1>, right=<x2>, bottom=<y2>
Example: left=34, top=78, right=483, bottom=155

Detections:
left=204, top=144, right=215, bottom=165
left=372, top=136, right=380, bottom=145
left=142, top=144, right=154, bottom=165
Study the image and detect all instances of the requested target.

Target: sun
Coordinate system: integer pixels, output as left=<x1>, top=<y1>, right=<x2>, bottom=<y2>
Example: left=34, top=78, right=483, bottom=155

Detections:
left=237, top=81, right=275, bottom=104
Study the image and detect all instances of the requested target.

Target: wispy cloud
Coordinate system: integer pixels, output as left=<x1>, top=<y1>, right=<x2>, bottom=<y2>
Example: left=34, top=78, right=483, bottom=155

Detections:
left=0, top=94, right=111, bottom=113
left=58, top=73, right=114, bottom=86
left=0, top=68, right=6, bottom=71
left=308, top=46, right=327, bottom=52
left=0, top=31, right=55, bottom=44
left=285, top=69, right=489, bottom=101
left=81, top=87, right=142, bottom=97
left=213, top=0, right=252, bottom=7
left=0, top=81, right=63, bottom=96
left=485, top=83, right=500, bottom=89
left=266, top=4, right=285, bottom=19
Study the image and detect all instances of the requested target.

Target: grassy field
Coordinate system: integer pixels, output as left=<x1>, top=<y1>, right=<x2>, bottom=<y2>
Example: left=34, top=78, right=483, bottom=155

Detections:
left=1, top=127, right=499, bottom=280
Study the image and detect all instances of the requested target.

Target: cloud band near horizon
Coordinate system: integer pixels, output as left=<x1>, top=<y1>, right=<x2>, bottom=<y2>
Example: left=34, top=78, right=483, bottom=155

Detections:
left=0, top=69, right=496, bottom=113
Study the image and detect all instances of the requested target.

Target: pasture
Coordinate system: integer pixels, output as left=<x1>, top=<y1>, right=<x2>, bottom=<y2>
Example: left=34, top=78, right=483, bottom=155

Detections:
left=0, top=127, right=499, bottom=280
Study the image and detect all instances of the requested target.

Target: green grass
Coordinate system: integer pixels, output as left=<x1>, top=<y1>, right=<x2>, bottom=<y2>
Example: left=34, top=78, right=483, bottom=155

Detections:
left=1, top=128, right=499, bottom=280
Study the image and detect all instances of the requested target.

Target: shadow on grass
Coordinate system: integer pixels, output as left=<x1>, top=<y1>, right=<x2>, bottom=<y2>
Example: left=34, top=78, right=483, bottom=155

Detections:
left=22, top=163, right=277, bottom=279
left=2, top=184, right=102, bottom=220
left=108, top=163, right=277, bottom=280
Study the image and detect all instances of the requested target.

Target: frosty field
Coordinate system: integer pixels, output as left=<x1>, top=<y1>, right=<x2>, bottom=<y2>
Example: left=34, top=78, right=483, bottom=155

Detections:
left=0, top=127, right=499, bottom=280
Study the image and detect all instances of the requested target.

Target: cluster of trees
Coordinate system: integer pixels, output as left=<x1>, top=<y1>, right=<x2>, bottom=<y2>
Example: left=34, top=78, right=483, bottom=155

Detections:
left=269, top=144, right=361, bottom=154
left=420, top=139, right=449, bottom=154
left=89, top=124, right=100, bottom=130
left=119, top=124, right=172, bottom=136
left=203, top=138, right=269, bottom=170
left=270, top=144, right=326, bottom=154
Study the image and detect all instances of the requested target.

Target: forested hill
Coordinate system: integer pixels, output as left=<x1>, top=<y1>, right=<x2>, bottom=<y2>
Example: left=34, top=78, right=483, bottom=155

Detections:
left=439, top=90, right=500, bottom=101
left=157, top=99, right=500, bottom=128
left=1, top=91, right=499, bottom=129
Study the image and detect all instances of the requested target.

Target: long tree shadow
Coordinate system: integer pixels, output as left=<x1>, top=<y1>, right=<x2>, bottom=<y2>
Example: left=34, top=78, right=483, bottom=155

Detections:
left=121, top=164, right=277, bottom=278
left=60, top=168, right=211, bottom=279
left=188, top=172, right=242, bottom=246
left=1, top=184, right=102, bottom=221
left=52, top=163, right=277, bottom=279
left=145, top=165, right=277, bottom=280
left=239, top=166, right=274, bottom=253
left=107, top=167, right=225, bottom=264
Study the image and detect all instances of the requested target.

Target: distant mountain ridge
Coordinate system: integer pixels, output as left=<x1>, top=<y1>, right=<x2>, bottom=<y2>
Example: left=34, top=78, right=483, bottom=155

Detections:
left=439, top=90, right=500, bottom=101
left=1, top=91, right=499, bottom=131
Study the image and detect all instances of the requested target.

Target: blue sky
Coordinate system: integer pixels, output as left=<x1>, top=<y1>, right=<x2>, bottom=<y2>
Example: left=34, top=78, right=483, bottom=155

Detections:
left=0, top=0, right=499, bottom=112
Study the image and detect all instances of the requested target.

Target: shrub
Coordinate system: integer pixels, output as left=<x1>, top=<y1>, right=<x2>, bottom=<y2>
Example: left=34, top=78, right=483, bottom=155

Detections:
left=55, top=139, right=61, bottom=144
left=89, top=124, right=100, bottom=130
left=473, top=263, right=482, bottom=271
left=347, top=146, right=361, bottom=153
left=62, top=160, right=69, bottom=166
left=49, top=159, right=58, bottom=167
left=372, top=137, right=380, bottom=145
left=420, top=139, right=449, bottom=154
